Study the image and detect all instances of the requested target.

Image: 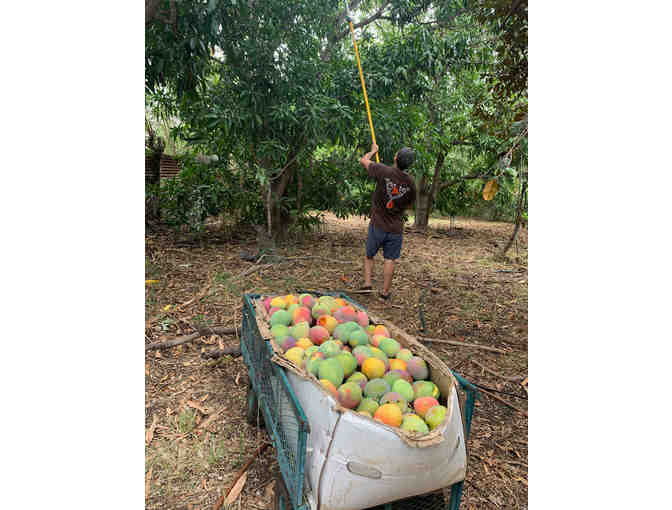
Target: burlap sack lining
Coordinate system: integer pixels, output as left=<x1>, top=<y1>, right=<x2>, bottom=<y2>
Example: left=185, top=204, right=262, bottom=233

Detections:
left=253, top=297, right=458, bottom=448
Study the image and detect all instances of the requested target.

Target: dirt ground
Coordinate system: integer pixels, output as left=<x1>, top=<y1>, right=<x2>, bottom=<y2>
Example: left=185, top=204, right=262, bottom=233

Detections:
left=145, top=213, right=528, bottom=510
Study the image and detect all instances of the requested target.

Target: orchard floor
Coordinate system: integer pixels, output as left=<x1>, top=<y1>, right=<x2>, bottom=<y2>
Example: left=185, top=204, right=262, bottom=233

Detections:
left=145, top=213, right=528, bottom=510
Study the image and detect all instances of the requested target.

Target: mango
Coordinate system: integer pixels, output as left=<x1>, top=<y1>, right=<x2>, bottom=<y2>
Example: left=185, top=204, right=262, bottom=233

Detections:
left=287, top=303, right=300, bottom=315
left=271, top=324, right=290, bottom=339
left=370, top=334, right=385, bottom=347
left=263, top=296, right=273, bottom=312
left=374, top=403, right=402, bottom=427
left=337, top=382, right=362, bottom=409
left=407, top=356, right=429, bottom=380
left=334, top=298, right=347, bottom=308
left=284, top=346, right=305, bottom=367
left=368, top=348, right=390, bottom=371
left=311, top=302, right=331, bottom=320
left=412, top=380, right=435, bottom=400
left=346, top=371, right=368, bottom=391
left=372, top=325, right=390, bottom=338
left=357, top=397, right=380, bottom=415
left=352, top=345, right=373, bottom=366
left=366, top=325, right=376, bottom=336
left=317, top=315, right=338, bottom=334
left=356, top=311, right=369, bottom=328
left=270, top=309, right=292, bottom=327
left=400, top=414, right=429, bottom=435
left=364, top=378, right=390, bottom=401
left=383, top=370, right=403, bottom=387
left=362, top=357, right=386, bottom=380
left=396, top=348, right=413, bottom=362
left=284, top=294, right=298, bottom=305
left=379, top=337, right=401, bottom=358
left=319, top=379, right=339, bottom=399
left=279, top=336, right=297, bottom=352
left=318, top=358, right=344, bottom=387
left=290, top=321, right=310, bottom=340
left=358, top=410, right=373, bottom=418
left=333, top=322, right=357, bottom=341
left=304, top=345, right=319, bottom=358
left=424, top=405, right=448, bottom=430
left=413, top=396, right=440, bottom=418
left=309, top=325, right=330, bottom=346
left=298, top=293, right=316, bottom=309
left=391, top=379, right=414, bottom=403
left=348, top=328, right=370, bottom=347
left=380, top=392, right=408, bottom=413
left=334, top=305, right=357, bottom=323
left=342, top=345, right=351, bottom=353
left=295, top=337, right=314, bottom=350
left=335, top=352, right=358, bottom=377
left=319, top=339, right=341, bottom=358
left=305, top=355, right=324, bottom=377
left=270, top=296, right=287, bottom=309
left=389, top=358, right=407, bottom=372
left=291, top=306, right=312, bottom=325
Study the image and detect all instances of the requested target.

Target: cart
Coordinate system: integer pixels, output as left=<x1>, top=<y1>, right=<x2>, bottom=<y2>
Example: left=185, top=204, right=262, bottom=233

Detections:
left=240, top=292, right=478, bottom=510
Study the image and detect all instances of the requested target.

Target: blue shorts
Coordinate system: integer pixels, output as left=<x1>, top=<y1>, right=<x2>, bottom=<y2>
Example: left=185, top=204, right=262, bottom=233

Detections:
left=366, top=223, right=403, bottom=260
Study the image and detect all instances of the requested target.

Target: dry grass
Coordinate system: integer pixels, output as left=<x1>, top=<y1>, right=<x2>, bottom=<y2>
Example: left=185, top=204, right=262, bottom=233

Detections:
left=145, top=213, right=528, bottom=509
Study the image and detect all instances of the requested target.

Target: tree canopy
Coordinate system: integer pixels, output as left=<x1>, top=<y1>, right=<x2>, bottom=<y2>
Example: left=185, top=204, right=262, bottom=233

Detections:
left=145, top=0, right=528, bottom=235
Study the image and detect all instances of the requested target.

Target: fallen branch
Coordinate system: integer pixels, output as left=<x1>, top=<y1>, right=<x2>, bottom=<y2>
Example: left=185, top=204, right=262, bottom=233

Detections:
left=478, top=387, right=528, bottom=417
left=238, top=262, right=272, bottom=278
left=470, top=359, right=524, bottom=382
left=213, top=443, right=271, bottom=510
left=418, top=337, right=507, bottom=354
left=145, top=326, right=237, bottom=352
left=145, top=332, right=200, bottom=352
left=193, top=326, right=237, bottom=337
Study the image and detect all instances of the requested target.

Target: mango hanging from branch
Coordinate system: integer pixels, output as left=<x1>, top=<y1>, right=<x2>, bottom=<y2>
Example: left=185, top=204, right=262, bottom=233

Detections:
left=482, top=179, right=499, bottom=201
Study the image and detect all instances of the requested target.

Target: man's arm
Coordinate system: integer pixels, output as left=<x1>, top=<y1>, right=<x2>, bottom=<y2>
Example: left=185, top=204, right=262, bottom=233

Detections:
left=359, top=143, right=378, bottom=171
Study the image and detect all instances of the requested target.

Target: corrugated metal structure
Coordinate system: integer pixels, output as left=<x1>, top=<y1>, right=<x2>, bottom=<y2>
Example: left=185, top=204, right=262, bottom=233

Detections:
left=145, top=155, right=181, bottom=182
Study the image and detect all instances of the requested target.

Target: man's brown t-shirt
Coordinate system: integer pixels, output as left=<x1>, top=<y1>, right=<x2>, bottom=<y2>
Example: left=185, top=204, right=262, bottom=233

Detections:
left=368, top=162, right=416, bottom=234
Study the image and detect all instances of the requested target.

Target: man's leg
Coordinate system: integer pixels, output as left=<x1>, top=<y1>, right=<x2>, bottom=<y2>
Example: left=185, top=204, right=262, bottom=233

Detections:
left=382, top=259, right=395, bottom=296
left=364, top=256, right=375, bottom=287
left=380, top=231, right=402, bottom=298
left=363, top=223, right=381, bottom=288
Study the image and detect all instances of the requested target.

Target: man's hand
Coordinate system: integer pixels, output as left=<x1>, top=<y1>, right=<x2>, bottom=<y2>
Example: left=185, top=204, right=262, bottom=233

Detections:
left=360, top=142, right=380, bottom=170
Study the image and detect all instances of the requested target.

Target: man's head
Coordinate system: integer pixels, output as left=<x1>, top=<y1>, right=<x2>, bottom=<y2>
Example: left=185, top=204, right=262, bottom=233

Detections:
left=394, top=147, right=415, bottom=170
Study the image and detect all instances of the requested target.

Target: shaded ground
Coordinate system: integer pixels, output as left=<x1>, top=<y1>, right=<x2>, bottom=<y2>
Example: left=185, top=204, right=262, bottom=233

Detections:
left=145, top=213, right=528, bottom=510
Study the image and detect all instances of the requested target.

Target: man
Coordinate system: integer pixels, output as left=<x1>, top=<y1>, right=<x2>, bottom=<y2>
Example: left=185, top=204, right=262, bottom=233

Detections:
left=359, top=143, right=416, bottom=300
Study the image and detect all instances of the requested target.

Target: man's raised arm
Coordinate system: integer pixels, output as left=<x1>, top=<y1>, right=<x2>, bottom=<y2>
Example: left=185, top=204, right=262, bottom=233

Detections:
left=359, top=143, right=379, bottom=171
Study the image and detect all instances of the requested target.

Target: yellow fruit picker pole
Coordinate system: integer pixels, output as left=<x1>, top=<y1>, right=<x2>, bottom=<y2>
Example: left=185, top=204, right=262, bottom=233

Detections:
left=347, top=15, right=379, bottom=163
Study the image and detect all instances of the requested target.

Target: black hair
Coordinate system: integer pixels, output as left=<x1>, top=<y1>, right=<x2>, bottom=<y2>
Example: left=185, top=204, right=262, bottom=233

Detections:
left=396, top=147, right=415, bottom=170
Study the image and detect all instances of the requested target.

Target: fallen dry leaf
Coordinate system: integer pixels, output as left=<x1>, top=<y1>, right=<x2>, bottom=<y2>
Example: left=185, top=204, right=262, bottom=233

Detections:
left=145, top=467, right=153, bottom=500
left=199, top=394, right=209, bottom=402
left=146, top=414, right=158, bottom=445
left=186, top=400, right=209, bottom=414
left=225, top=471, right=248, bottom=506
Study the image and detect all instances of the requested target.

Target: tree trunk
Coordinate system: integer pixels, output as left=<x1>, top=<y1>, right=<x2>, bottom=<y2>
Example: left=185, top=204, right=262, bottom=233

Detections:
left=263, top=164, right=294, bottom=243
left=499, top=175, right=527, bottom=258
left=413, top=152, right=445, bottom=230
left=146, top=131, right=165, bottom=225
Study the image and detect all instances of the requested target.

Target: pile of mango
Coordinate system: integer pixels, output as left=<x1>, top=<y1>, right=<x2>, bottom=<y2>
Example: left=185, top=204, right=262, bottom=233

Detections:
left=264, top=293, right=448, bottom=436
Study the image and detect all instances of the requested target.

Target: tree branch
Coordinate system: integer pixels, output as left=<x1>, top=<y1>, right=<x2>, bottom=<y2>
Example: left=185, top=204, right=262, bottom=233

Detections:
left=146, top=0, right=176, bottom=27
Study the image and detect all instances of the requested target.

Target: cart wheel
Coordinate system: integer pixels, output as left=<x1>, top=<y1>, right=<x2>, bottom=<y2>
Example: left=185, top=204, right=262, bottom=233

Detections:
left=273, top=472, right=291, bottom=510
left=246, top=385, right=265, bottom=428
